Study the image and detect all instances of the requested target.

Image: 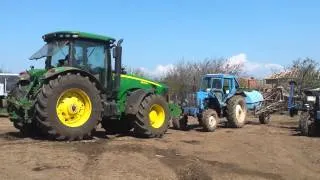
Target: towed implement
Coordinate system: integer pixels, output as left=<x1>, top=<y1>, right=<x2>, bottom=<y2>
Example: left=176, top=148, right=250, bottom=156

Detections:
left=7, top=31, right=171, bottom=140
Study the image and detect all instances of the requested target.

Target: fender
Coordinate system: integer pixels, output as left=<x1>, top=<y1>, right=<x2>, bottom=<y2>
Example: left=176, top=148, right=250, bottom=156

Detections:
left=125, top=89, right=154, bottom=115
left=42, top=67, right=103, bottom=90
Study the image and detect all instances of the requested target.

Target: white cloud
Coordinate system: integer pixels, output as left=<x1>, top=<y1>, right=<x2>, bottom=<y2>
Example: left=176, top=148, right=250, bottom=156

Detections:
left=135, top=54, right=284, bottom=79
left=138, top=64, right=175, bottom=78
left=264, top=63, right=283, bottom=70
left=153, top=64, right=175, bottom=76
left=228, top=53, right=248, bottom=66
left=227, top=53, right=284, bottom=78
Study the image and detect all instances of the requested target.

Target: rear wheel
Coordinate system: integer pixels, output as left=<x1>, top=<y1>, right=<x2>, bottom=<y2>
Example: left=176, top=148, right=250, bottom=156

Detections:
left=226, top=95, right=247, bottom=128
left=202, top=109, right=219, bottom=132
left=35, top=73, right=102, bottom=140
left=259, top=113, right=271, bottom=124
left=299, top=111, right=316, bottom=136
left=133, top=94, right=169, bottom=138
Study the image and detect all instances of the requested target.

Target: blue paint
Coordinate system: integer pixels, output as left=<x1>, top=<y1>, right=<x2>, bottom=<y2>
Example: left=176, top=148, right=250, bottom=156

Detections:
left=244, top=90, right=264, bottom=110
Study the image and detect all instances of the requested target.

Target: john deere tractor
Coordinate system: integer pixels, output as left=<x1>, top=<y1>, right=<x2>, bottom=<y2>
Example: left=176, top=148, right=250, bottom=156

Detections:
left=7, top=31, right=171, bottom=140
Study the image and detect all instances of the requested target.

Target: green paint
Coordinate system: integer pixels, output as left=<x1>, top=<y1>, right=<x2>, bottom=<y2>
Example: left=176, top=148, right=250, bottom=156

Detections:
left=168, top=103, right=182, bottom=118
left=117, top=74, right=168, bottom=113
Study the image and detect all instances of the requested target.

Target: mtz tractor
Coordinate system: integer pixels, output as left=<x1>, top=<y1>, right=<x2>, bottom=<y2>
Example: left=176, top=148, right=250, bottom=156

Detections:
left=172, top=74, right=264, bottom=131
left=7, top=31, right=172, bottom=140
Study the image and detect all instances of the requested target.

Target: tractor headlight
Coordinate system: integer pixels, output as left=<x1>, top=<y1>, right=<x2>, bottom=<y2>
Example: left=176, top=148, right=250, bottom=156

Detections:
left=306, top=96, right=316, bottom=103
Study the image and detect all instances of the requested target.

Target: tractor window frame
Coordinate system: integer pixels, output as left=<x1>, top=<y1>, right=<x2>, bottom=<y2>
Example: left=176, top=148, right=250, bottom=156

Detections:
left=223, top=78, right=232, bottom=94
left=71, top=40, right=108, bottom=74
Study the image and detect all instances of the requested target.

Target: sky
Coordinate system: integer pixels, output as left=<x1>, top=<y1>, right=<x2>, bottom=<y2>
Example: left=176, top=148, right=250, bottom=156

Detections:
left=1, top=0, right=320, bottom=78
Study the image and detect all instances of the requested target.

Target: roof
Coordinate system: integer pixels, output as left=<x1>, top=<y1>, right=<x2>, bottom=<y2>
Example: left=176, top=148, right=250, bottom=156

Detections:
left=203, top=74, right=237, bottom=79
left=42, top=31, right=116, bottom=43
left=265, top=69, right=298, bottom=80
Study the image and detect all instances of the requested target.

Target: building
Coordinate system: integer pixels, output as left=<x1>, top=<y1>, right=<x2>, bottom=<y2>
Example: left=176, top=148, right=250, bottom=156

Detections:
left=264, top=69, right=298, bottom=88
left=0, top=73, right=19, bottom=97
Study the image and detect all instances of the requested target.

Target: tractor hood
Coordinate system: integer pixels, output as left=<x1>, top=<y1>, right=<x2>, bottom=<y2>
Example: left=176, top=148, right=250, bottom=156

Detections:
left=120, top=74, right=168, bottom=95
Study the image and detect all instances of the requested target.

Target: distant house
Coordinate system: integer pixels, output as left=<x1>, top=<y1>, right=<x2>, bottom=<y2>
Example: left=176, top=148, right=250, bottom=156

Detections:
left=0, top=73, right=19, bottom=96
left=264, top=69, right=298, bottom=88
left=238, top=77, right=266, bottom=90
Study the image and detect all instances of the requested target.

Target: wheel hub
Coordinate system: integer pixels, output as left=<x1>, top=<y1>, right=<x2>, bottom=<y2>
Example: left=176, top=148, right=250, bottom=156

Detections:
left=208, top=116, right=216, bottom=127
left=149, top=104, right=165, bottom=129
left=56, top=88, right=92, bottom=127
left=235, top=104, right=246, bottom=123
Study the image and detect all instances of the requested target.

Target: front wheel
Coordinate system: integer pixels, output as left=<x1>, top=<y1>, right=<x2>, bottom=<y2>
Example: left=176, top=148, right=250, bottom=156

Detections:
left=202, top=109, right=219, bottom=132
left=133, top=94, right=170, bottom=138
left=7, top=82, right=42, bottom=136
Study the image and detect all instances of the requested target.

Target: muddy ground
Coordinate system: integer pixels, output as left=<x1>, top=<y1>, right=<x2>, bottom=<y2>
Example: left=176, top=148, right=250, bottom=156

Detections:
left=0, top=115, right=319, bottom=180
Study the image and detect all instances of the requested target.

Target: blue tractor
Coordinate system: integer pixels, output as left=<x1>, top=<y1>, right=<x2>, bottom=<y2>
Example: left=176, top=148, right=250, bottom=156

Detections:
left=172, top=74, right=265, bottom=131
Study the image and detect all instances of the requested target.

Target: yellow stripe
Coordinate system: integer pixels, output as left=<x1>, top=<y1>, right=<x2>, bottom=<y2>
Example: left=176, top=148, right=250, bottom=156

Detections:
left=121, top=74, right=162, bottom=87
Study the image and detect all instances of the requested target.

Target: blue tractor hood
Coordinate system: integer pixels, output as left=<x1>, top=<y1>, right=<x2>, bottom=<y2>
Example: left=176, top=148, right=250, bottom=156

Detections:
left=196, top=91, right=209, bottom=109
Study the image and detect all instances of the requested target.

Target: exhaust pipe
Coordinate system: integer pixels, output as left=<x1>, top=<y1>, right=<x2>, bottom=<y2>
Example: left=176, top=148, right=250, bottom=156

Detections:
left=113, top=39, right=123, bottom=96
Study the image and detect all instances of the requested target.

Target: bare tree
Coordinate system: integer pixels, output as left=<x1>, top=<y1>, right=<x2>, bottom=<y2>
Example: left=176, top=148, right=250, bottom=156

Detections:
left=124, top=66, right=148, bottom=78
left=290, top=58, right=320, bottom=91
left=162, top=58, right=244, bottom=103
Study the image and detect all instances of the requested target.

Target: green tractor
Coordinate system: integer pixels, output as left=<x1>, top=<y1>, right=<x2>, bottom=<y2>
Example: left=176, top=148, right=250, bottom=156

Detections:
left=7, top=31, right=172, bottom=140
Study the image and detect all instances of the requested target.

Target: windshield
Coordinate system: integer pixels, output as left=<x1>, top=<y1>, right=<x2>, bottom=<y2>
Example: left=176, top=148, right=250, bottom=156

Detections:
left=200, top=77, right=222, bottom=91
left=28, top=40, right=107, bottom=75
left=29, top=41, right=69, bottom=60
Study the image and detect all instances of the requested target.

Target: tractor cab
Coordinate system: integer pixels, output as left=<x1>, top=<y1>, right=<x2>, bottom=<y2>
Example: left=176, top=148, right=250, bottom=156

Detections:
left=199, top=74, right=240, bottom=105
left=29, top=31, right=123, bottom=97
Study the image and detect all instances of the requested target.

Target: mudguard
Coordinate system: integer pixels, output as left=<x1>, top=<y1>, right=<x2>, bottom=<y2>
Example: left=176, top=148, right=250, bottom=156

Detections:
left=43, top=67, right=103, bottom=90
left=125, top=89, right=153, bottom=115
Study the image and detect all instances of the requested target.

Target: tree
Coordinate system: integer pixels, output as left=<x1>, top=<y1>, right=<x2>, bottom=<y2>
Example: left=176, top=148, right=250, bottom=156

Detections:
left=123, top=66, right=148, bottom=78
left=289, top=58, right=320, bottom=91
left=162, top=58, right=244, bottom=103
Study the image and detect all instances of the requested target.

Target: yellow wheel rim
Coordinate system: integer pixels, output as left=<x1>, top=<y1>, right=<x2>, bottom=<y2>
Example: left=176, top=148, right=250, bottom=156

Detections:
left=56, top=88, right=92, bottom=128
left=148, top=104, right=165, bottom=129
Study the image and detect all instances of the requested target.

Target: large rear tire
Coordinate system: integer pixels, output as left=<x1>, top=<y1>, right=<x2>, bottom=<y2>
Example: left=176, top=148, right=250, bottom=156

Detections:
left=35, top=73, right=102, bottom=140
left=133, top=94, right=170, bottom=138
left=226, top=95, right=247, bottom=128
left=202, top=109, right=219, bottom=132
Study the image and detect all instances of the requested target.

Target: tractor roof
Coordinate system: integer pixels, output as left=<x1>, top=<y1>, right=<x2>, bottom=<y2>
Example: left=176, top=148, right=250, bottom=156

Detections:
left=204, top=74, right=237, bottom=79
left=42, top=31, right=116, bottom=43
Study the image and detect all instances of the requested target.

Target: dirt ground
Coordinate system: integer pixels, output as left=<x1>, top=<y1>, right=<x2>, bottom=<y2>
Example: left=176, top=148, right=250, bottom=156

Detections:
left=0, top=115, right=319, bottom=180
